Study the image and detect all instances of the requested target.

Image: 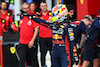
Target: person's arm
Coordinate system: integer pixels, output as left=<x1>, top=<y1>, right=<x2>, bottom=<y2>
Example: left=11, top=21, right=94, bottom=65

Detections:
left=11, top=21, right=19, bottom=32
left=79, top=24, right=87, bottom=48
left=32, top=16, right=51, bottom=25
left=94, top=16, right=100, bottom=29
left=64, top=25, right=79, bottom=65
left=9, top=14, right=14, bottom=27
left=79, top=34, right=86, bottom=48
left=28, top=27, right=39, bottom=48
left=0, top=35, right=3, bottom=41
left=21, top=10, right=53, bottom=28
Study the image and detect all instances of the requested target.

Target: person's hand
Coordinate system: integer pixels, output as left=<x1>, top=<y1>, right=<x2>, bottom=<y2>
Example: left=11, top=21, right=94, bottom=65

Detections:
left=79, top=59, right=81, bottom=65
left=28, top=41, right=34, bottom=49
left=0, top=36, right=3, bottom=42
left=73, top=63, right=80, bottom=67
left=0, top=39, right=1, bottom=42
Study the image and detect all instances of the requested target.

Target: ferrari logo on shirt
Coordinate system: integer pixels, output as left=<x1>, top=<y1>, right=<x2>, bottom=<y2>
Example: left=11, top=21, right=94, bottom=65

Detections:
left=7, top=13, right=10, bottom=16
left=27, top=20, right=32, bottom=26
left=1, top=19, right=5, bottom=23
left=80, top=0, right=84, bottom=4
left=49, top=12, right=51, bottom=15
left=6, top=16, right=9, bottom=20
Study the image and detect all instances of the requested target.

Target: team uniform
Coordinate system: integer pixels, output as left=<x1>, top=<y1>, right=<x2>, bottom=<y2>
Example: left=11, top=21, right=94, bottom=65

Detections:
left=0, top=18, right=6, bottom=36
left=18, top=16, right=39, bottom=67
left=1, top=10, right=13, bottom=29
left=51, top=19, right=78, bottom=67
left=36, top=10, right=52, bottom=66
left=70, top=21, right=87, bottom=42
left=83, top=17, right=100, bottom=61
left=29, top=10, right=37, bottom=16
left=70, top=20, right=87, bottom=66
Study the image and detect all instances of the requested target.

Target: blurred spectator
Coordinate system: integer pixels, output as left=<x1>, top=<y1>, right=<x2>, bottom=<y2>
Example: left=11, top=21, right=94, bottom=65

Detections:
left=1, top=1, right=13, bottom=30
left=29, top=1, right=37, bottom=16
left=67, top=4, right=76, bottom=22
left=9, top=0, right=14, bottom=14
left=20, top=0, right=25, bottom=8
left=8, top=0, right=15, bottom=20
left=0, top=2, right=1, bottom=9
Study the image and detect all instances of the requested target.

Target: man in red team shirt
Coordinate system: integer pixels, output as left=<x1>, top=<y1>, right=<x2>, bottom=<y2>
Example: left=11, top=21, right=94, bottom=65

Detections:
left=1, top=1, right=13, bottom=30
left=17, top=2, right=39, bottom=67
left=0, top=11, right=6, bottom=42
left=29, top=2, right=37, bottom=16
left=39, top=1, right=52, bottom=67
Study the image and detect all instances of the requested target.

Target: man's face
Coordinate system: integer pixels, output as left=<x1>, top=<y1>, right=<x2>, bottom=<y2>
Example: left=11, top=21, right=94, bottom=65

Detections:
left=40, top=3, right=47, bottom=12
left=30, top=3, right=35, bottom=11
left=1, top=2, right=7, bottom=10
left=68, top=9, right=74, bottom=18
left=22, top=4, right=30, bottom=14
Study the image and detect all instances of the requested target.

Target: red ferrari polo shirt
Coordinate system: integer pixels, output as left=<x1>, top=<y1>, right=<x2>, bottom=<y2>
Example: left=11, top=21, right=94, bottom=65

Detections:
left=39, top=10, right=52, bottom=38
left=1, top=10, right=13, bottom=29
left=19, top=16, right=39, bottom=44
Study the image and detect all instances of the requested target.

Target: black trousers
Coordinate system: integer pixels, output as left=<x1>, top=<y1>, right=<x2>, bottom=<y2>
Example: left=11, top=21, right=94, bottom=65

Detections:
left=17, top=42, right=39, bottom=67
left=39, top=37, right=52, bottom=66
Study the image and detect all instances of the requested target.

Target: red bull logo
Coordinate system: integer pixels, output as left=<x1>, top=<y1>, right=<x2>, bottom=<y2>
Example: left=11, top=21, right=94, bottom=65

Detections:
left=53, top=40, right=64, bottom=44
left=53, top=34, right=63, bottom=40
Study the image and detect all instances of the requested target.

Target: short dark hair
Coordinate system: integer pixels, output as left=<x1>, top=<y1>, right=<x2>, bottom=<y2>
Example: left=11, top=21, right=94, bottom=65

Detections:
left=40, top=0, right=47, bottom=6
left=67, top=4, right=75, bottom=12
left=30, top=1, right=36, bottom=5
left=1, top=1, right=7, bottom=5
